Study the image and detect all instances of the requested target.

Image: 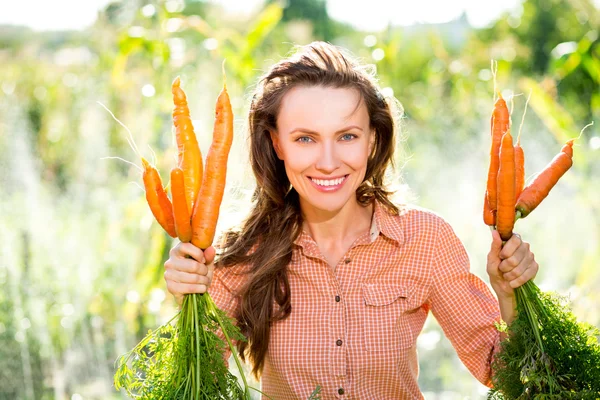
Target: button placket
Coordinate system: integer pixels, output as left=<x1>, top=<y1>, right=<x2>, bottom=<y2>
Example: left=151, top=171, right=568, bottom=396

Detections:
left=327, top=274, right=346, bottom=379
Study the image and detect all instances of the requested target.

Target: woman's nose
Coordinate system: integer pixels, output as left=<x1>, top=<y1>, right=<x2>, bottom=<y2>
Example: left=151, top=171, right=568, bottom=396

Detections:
left=315, top=141, right=340, bottom=173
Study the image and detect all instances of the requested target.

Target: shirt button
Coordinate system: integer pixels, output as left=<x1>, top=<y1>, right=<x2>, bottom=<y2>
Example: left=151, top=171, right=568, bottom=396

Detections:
left=336, top=339, right=343, bottom=346
left=344, top=258, right=351, bottom=264
left=335, top=295, right=341, bottom=302
left=338, top=388, right=345, bottom=395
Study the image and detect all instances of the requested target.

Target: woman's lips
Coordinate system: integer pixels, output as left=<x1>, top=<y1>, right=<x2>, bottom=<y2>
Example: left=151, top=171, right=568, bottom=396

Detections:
left=308, top=175, right=349, bottom=192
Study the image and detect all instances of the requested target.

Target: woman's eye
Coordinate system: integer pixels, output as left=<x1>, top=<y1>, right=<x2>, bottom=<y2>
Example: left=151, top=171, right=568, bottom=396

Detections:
left=296, top=136, right=313, bottom=143
left=341, top=133, right=357, bottom=141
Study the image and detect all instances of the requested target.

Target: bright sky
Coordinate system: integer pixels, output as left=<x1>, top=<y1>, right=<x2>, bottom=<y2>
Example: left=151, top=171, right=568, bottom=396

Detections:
left=0, top=0, right=554, bottom=32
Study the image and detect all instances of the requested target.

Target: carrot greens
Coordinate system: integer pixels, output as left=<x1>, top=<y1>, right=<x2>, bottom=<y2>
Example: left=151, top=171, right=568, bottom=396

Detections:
left=488, top=280, right=600, bottom=399
left=114, top=293, right=251, bottom=399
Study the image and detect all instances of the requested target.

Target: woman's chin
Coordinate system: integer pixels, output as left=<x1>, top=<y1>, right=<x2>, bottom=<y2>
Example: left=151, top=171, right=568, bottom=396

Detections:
left=300, top=194, right=356, bottom=215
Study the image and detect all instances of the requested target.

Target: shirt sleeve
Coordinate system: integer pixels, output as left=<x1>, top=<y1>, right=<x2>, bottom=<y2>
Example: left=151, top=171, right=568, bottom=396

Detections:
left=429, top=217, right=502, bottom=387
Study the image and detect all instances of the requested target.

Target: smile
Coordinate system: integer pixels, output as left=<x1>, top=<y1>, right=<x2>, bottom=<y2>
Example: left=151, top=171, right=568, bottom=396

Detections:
left=308, top=175, right=348, bottom=188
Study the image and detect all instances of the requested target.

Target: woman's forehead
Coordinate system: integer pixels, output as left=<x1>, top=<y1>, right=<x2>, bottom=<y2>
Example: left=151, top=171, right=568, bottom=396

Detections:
left=277, top=86, right=368, bottom=132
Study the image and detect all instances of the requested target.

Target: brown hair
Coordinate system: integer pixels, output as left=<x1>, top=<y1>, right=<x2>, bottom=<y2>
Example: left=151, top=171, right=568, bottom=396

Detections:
left=217, top=41, right=400, bottom=377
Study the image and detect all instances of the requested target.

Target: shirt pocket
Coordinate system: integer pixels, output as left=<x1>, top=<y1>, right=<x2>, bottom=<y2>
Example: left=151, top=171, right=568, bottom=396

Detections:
left=361, top=283, right=416, bottom=352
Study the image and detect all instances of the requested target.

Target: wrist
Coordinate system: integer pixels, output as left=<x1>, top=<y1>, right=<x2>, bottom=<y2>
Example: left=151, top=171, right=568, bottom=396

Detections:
left=497, top=294, right=517, bottom=325
left=490, top=280, right=514, bottom=299
left=495, top=289, right=515, bottom=301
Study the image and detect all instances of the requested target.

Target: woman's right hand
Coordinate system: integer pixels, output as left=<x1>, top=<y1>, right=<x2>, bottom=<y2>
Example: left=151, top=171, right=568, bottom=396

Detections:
left=164, top=242, right=216, bottom=306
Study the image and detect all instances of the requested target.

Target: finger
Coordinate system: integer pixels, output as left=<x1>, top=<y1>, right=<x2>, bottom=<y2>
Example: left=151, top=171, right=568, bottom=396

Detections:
left=499, top=233, right=523, bottom=259
left=498, top=247, right=528, bottom=273
left=165, top=257, right=208, bottom=275
left=503, top=242, right=531, bottom=269
left=165, top=280, right=208, bottom=297
left=502, top=251, right=535, bottom=280
left=164, top=269, right=211, bottom=285
left=204, top=246, right=216, bottom=265
left=489, top=229, right=503, bottom=254
left=178, top=242, right=205, bottom=262
left=509, top=260, right=538, bottom=288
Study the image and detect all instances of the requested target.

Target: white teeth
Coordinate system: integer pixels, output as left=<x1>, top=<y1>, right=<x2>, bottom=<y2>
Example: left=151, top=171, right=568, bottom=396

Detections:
left=311, top=176, right=346, bottom=186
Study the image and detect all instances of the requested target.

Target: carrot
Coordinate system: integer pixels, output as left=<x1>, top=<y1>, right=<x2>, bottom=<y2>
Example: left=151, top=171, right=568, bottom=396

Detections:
left=191, top=69, right=233, bottom=249
left=170, top=167, right=193, bottom=242
left=483, top=190, right=496, bottom=226
left=496, top=129, right=516, bottom=241
left=515, top=139, right=574, bottom=218
left=514, top=142, right=525, bottom=202
left=486, top=93, right=510, bottom=212
left=115, top=72, right=254, bottom=400
left=172, top=77, right=203, bottom=215
left=141, top=157, right=176, bottom=238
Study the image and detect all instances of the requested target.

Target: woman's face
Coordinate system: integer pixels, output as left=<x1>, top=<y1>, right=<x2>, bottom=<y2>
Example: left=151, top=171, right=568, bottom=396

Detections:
left=271, top=85, right=374, bottom=215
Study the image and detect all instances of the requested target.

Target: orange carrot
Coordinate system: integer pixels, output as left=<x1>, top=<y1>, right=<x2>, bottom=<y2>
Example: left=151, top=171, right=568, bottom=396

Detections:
left=170, top=167, right=193, bottom=242
left=191, top=71, right=233, bottom=249
left=516, top=139, right=574, bottom=218
left=141, top=157, right=176, bottom=238
left=496, top=129, right=516, bottom=241
left=172, top=77, right=203, bottom=215
left=483, top=190, right=496, bottom=226
left=486, top=94, right=510, bottom=212
left=514, top=142, right=525, bottom=202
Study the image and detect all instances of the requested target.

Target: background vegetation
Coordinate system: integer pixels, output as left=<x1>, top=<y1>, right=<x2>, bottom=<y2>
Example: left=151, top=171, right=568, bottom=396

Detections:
left=0, top=0, right=598, bottom=398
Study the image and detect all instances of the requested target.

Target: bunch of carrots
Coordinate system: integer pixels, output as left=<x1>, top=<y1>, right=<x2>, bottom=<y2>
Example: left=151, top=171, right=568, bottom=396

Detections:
left=112, top=68, right=256, bottom=399
left=483, top=89, right=600, bottom=398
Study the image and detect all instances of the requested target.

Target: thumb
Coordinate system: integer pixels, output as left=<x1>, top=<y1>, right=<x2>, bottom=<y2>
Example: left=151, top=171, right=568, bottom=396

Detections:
left=490, top=229, right=503, bottom=254
left=203, top=245, right=216, bottom=265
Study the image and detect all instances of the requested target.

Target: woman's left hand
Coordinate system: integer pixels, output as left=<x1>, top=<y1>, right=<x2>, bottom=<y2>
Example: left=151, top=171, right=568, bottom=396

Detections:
left=486, top=229, right=539, bottom=299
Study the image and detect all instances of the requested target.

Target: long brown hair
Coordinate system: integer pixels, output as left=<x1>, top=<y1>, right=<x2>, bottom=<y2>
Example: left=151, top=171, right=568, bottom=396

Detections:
left=217, top=41, right=400, bottom=377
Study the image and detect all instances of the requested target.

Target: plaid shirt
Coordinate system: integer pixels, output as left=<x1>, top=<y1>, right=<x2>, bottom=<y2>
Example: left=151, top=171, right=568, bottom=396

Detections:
left=209, top=201, right=502, bottom=399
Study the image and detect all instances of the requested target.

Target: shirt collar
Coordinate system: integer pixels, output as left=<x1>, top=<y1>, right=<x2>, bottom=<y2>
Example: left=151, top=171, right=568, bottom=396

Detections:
left=372, top=200, right=405, bottom=246
left=293, top=200, right=405, bottom=250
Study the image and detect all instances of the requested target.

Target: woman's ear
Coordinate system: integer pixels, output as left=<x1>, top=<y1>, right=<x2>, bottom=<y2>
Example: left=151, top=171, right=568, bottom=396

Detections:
left=269, top=130, right=284, bottom=160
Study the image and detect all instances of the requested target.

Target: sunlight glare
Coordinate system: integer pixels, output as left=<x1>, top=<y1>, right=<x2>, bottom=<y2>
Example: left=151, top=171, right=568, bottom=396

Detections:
left=203, top=38, right=219, bottom=50
left=126, top=290, right=141, bottom=304
left=372, top=48, right=385, bottom=61
left=364, top=35, right=377, bottom=47
left=142, top=84, right=156, bottom=97
left=142, top=4, right=156, bottom=17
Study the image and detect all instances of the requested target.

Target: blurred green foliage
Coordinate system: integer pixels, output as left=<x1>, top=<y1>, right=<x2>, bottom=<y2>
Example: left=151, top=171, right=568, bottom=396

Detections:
left=0, top=0, right=598, bottom=399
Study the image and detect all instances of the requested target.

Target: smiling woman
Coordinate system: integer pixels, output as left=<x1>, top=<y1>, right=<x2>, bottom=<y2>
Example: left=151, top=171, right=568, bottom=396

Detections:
left=162, top=41, right=539, bottom=399
left=270, top=86, right=374, bottom=213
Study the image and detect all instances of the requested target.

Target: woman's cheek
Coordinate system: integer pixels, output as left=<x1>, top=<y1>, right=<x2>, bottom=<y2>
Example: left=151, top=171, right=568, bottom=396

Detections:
left=342, top=145, right=370, bottom=171
left=284, top=147, right=315, bottom=173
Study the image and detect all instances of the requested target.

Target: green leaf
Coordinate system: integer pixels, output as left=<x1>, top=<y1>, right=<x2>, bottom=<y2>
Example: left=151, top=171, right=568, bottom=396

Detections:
left=244, top=3, right=284, bottom=54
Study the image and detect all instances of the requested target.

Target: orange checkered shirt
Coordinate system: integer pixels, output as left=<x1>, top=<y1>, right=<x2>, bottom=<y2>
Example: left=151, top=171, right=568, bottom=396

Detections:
left=209, top=201, right=502, bottom=399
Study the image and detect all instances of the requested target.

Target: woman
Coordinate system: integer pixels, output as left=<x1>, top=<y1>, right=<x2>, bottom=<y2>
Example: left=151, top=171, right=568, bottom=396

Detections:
left=163, top=42, right=538, bottom=399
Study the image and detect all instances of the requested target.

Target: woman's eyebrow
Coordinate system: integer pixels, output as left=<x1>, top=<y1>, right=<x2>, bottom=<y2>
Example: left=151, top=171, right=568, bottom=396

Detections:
left=288, top=125, right=363, bottom=135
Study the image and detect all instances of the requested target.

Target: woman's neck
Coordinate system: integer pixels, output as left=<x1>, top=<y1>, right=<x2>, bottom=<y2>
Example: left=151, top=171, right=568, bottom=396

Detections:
left=300, top=198, right=374, bottom=247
